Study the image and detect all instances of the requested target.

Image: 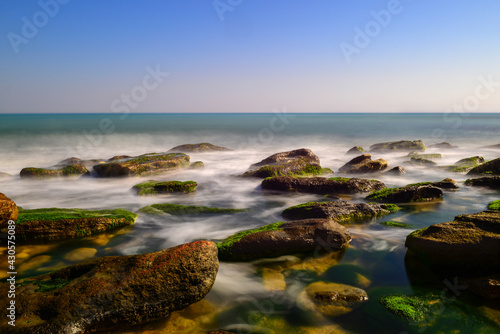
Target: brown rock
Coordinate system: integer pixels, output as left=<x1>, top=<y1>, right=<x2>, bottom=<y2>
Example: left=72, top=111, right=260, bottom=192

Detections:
left=0, top=193, right=18, bottom=227
left=338, top=154, right=388, bottom=174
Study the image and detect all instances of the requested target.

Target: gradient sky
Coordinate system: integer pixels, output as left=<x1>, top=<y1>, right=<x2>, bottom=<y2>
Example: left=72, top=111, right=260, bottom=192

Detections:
left=1, top=0, right=500, bottom=113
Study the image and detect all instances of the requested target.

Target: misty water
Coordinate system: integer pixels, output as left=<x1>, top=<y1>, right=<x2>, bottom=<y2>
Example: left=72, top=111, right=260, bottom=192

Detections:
left=1, top=113, right=500, bottom=333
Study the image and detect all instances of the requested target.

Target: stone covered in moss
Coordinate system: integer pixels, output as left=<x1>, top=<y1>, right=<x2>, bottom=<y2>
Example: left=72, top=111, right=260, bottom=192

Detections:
left=386, top=166, right=406, bottom=175
left=467, top=157, right=500, bottom=175
left=428, top=142, right=457, bottom=149
left=282, top=200, right=398, bottom=222
left=379, top=221, right=412, bottom=228
left=380, top=294, right=439, bottom=322
left=366, top=183, right=443, bottom=203
left=20, top=164, right=88, bottom=179
left=133, top=180, right=197, bottom=196
left=409, top=157, right=437, bottom=166
left=0, top=241, right=218, bottom=333
left=449, top=156, right=485, bottom=172
left=407, top=152, right=442, bottom=159
left=338, top=154, right=388, bottom=174
left=488, top=200, right=500, bottom=210
left=168, top=142, right=230, bottom=153
left=465, top=176, right=500, bottom=190
left=93, top=153, right=190, bottom=177
left=189, top=161, right=204, bottom=169
left=216, top=218, right=351, bottom=261
left=2, top=208, right=137, bottom=240
left=370, top=140, right=425, bottom=152
left=138, top=203, right=246, bottom=215
left=346, top=146, right=365, bottom=154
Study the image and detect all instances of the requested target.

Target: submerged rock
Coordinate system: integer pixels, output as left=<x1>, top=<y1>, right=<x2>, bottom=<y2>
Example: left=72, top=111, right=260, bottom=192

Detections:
left=449, top=156, right=485, bottom=172
left=346, top=146, right=365, bottom=155
left=386, top=166, right=406, bottom=175
left=338, top=154, right=388, bottom=174
left=132, top=180, right=197, bottom=196
left=216, top=219, right=351, bottom=261
left=370, top=140, right=425, bottom=152
left=467, top=158, right=500, bottom=176
left=281, top=200, right=399, bottom=221
left=168, top=142, right=230, bottom=153
left=464, top=176, right=500, bottom=189
left=20, top=164, right=89, bottom=179
left=428, top=142, right=457, bottom=149
left=243, top=148, right=329, bottom=178
left=407, top=152, right=442, bottom=159
left=409, top=157, right=437, bottom=166
left=0, top=193, right=18, bottom=226
left=138, top=203, right=246, bottom=215
left=405, top=209, right=500, bottom=274
left=366, top=183, right=443, bottom=203
left=93, top=153, right=190, bottom=177
left=261, top=176, right=385, bottom=195
left=189, top=161, right=204, bottom=169
left=2, top=208, right=137, bottom=240
left=0, top=241, right=219, bottom=333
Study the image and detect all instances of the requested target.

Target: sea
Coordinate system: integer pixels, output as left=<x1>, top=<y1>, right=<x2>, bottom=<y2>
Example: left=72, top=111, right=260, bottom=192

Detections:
left=0, top=113, right=499, bottom=333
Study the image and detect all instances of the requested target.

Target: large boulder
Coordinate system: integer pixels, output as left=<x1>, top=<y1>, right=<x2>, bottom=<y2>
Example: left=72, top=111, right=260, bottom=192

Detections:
left=467, top=158, right=500, bottom=176
left=168, top=143, right=230, bottom=153
left=367, top=184, right=443, bottom=203
left=0, top=193, right=18, bottom=226
left=449, top=156, right=485, bottom=172
left=216, top=219, right=351, bottom=261
left=2, top=208, right=137, bottom=240
left=93, top=153, right=190, bottom=177
left=132, top=180, right=197, bottom=196
left=405, top=209, right=500, bottom=274
left=281, top=200, right=399, bottom=221
left=20, top=164, right=88, bottom=179
left=370, top=140, right=425, bottom=152
left=338, top=154, right=388, bottom=174
left=261, top=176, right=385, bottom=195
left=0, top=241, right=219, bottom=333
left=243, top=148, right=328, bottom=178
left=465, top=176, right=500, bottom=189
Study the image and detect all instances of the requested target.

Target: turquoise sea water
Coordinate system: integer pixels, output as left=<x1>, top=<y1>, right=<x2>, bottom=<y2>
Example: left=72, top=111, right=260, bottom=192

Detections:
left=0, top=113, right=499, bottom=333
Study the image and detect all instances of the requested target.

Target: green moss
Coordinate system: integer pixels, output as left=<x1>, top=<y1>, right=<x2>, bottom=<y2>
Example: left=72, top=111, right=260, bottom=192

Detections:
left=406, top=182, right=432, bottom=187
left=61, top=165, right=87, bottom=176
left=381, top=204, right=400, bottom=213
left=133, top=180, right=197, bottom=196
left=380, top=221, right=412, bottom=228
left=487, top=200, right=500, bottom=210
left=329, top=177, right=351, bottom=183
left=139, top=203, right=247, bottom=216
left=380, top=294, right=439, bottom=322
left=367, top=187, right=399, bottom=200
left=290, top=165, right=332, bottom=177
left=189, top=161, right=204, bottom=169
left=407, top=227, right=426, bottom=239
left=125, top=153, right=187, bottom=165
left=216, top=222, right=283, bottom=258
left=16, top=208, right=137, bottom=225
left=18, top=278, right=69, bottom=293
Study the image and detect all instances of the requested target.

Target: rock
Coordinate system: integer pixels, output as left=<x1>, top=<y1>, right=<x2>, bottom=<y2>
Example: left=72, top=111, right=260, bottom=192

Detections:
left=407, top=152, right=442, bottom=159
left=243, top=148, right=328, bottom=178
left=338, top=154, right=388, bottom=174
left=428, top=142, right=457, bottom=149
left=409, top=157, right=437, bottom=166
left=2, top=208, right=137, bottom=241
left=467, top=158, right=500, bottom=176
left=132, top=180, right=197, bottom=196
left=0, top=193, right=18, bottom=226
left=379, top=221, right=412, bottom=228
left=386, top=166, right=406, bottom=175
left=367, top=184, right=443, bottom=203
left=55, top=158, right=105, bottom=168
left=108, top=155, right=132, bottom=161
left=168, top=143, right=230, bottom=153
left=431, top=178, right=460, bottom=190
left=281, top=200, right=399, bottom=221
left=488, top=200, right=500, bottom=210
left=93, top=153, right=190, bottom=177
left=380, top=294, right=439, bottom=322
left=0, top=241, right=219, bottom=333
left=0, top=172, right=11, bottom=179
left=216, top=219, right=351, bottom=261
left=370, top=140, right=425, bottom=152
left=449, top=156, right=485, bottom=172
left=138, top=204, right=246, bottom=215
left=20, top=164, right=89, bottom=179
left=346, top=146, right=365, bottom=155
left=190, top=161, right=204, bottom=169
left=261, top=176, right=385, bottom=195
left=64, top=247, right=97, bottom=262
left=467, top=275, right=500, bottom=299
left=299, top=281, right=368, bottom=317
left=405, top=209, right=500, bottom=274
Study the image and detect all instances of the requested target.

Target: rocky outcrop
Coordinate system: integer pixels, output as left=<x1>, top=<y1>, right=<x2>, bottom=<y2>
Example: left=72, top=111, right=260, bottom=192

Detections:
left=428, top=142, right=457, bottom=149
left=93, top=153, right=190, bottom=177
left=20, top=164, right=89, bottom=179
left=168, top=143, right=230, bottom=153
left=465, top=176, right=500, bottom=189
left=338, top=154, right=388, bottom=174
left=2, top=208, right=137, bottom=240
left=367, top=184, right=443, bottom=203
left=132, top=180, right=197, bottom=196
left=449, top=156, right=485, bottom=172
left=370, top=140, right=425, bottom=152
left=243, top=148, right=328, bottom=178
left=261, top=176, right=385, bottom=195
left=386, top=166, right=406, bottom=175
left=0, top=193, right=18, bottom=226
left=281, top=200, right=399, bottom=221
left=405, top=209, right=500, bottom=274
left=0, top=241, right=219, bottom=333
left=346, top=146, right=364, bottom=155
left=216, top=219, right=351, bottom=261
left=467, top=158, right=500, bottom=176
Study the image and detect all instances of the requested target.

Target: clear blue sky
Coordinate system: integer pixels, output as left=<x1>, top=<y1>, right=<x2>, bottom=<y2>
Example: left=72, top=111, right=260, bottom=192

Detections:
left=1, top=0, right=499, bottom=113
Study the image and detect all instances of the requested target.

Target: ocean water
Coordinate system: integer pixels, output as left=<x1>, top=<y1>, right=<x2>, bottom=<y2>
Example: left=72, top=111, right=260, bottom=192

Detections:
left=1, top=113, right=500, bottom=333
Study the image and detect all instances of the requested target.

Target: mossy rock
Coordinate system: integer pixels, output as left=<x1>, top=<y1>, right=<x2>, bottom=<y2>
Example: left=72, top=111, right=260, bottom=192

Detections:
left=380, top=294, right=439, bottom=322
left=366, top=183, right=443, bottom=203
left=370, top=140, right=425, bottom=152
left=168, top=142, right=230, bottom=153
left=464, top=176, right=500, bottom=190
left=346, top=146, right=365, bottom=154
left=409, top=157, right=437, bottom=166
left=379, top=221, right=412, bottom=228
left=189, top=161, right=204, bottom=169
left=138, top=204, right=247, bottom=215
left=321, top=264, right=372, bottom=288
left=20, top=164, right=88, bottom=179
left=467, top=158, right=500, bottom=176
left=338, top=154, right=388, bottom=174
left=407, top=152, right=442, bottom=159
left=449, top=156, right=485, bottom=172
left=132, top=180, right=197, bottom=196
left=3, top=208, right=137, bottom=240
left=488, top=200, right=500, bottom=210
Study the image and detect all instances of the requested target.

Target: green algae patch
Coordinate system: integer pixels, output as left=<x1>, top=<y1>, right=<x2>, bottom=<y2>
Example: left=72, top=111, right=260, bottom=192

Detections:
left=16, top=208, right=137, bottom=225
left=381, top=204, right=400, bottom=213
left=329, top=177, right=351, bottom=183
left=367, top=187, right=399, bottom=200
left=216, top=222, right=284, bottom=259
left=380, top=294, right=439, bottom=322
left=133, top=180, right=197, bottom=196
left=380, top=221, right=412, bottom=228
left=488, top=200, right=500, bottom=210
left=138, top=203, right=247, bottom=216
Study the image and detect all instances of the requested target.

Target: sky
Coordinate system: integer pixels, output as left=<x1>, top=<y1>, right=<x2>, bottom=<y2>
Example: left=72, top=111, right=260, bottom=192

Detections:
left=1, top=0, right=500, bottom=113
